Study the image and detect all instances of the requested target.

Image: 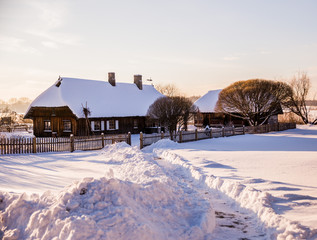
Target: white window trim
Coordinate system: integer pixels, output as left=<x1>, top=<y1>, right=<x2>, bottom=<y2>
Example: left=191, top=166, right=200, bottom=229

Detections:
left=106, top=120, right=118, bottom=130
left=101, top=121, right=105, bottom=131
left=92, top=120, right=102, bottom=131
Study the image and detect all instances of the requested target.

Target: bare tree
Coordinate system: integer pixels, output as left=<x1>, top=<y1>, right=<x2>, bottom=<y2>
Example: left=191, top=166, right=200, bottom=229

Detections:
left=284, top=72, right=317, bottom=124
left=216, top=79, right=292, bottom=126
left=147, top=96, right=198, bottom=140
left=82, top=102, right=91, bottom=136
left=155, top=84, right=180, bottom=97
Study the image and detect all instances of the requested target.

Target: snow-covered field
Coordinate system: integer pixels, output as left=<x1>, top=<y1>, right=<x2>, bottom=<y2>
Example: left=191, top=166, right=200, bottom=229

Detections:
left=165, top=125, right=317, bottom=228
left=0, top=125, right=317, bottom=239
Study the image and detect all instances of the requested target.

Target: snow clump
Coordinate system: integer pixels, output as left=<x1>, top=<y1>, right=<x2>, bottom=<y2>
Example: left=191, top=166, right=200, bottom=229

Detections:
left=0, top=142, right=216, bottom=240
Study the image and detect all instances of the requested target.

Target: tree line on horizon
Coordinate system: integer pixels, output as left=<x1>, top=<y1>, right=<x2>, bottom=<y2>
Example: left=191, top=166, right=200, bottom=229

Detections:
left=0, top=97, right=32, bottom=114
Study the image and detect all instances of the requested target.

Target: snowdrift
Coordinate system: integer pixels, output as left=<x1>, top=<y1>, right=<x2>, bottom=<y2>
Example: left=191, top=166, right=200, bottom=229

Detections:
left=149, top=139, right=317, bottom=239
left=0, top=143, right=215, bottom=240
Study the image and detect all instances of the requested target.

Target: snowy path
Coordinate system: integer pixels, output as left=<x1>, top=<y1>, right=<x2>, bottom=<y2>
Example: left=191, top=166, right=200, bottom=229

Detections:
left=156, top=159, right=270, bottom=239
left=165, top=125, right=317, bottom=229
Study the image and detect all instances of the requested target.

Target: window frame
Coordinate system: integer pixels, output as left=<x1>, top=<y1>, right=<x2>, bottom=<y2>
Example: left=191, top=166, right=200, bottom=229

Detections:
left=133, top=119, right=138, bottom=129
left=108, top=120, right=115, bottom=130
left=94, top=120, right=101, bottom=131
left=63, top=120, right=72, bottom=132
left=44, top=120, right=52, bottom=132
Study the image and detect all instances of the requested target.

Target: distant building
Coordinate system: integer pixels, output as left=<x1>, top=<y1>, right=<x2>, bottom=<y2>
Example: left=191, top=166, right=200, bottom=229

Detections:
left=194, top=89, right=280, bottom=127
left=25, top=73, right=164, bottom=137
left=0, top=116, right=12, bottom=125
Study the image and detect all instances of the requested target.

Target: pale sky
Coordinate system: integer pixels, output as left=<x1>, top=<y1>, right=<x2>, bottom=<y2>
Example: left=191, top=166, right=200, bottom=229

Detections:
left=1, top=0, right=317, bottom=101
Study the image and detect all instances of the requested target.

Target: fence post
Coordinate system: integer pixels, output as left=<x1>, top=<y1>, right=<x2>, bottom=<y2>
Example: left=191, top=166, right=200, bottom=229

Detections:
left=277, top=123, right=280, bottom=131
left=222, top=127, right=225, bottom=137
left=210, top=128, right=212, bottom=138
left=101, top=133, right=105, bottom=148
left=179, top=131, right=182, bottom=143
left=232, top=126, right=235, bottom=136
left=33, top=137, right=37, bottom=153
left=127, top=132, right=131, bottom=145
left=140, top=132, right=143, bottom=149
left=195, top=129, right=198, bottom=141
left=243, top=125, right=245, bottom=135
left=161, top=131, right=164, bottom=139
left=70, top=134, right=74, bottom=152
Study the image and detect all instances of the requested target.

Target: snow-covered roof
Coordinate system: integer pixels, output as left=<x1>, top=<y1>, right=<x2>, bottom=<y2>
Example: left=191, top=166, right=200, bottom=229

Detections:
left=194, top=89, right=222, bottom=113
left=26, top=77, right=164, bottom=118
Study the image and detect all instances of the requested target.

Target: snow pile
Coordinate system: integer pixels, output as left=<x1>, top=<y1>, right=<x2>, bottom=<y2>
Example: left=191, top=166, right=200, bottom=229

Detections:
left=146, top=139, right=317, bottom=239
left=142, top=139, right=179, bottom=153
left=0, top=143, right=216, bottom=240
left=0, top=131, right=34, bottom=139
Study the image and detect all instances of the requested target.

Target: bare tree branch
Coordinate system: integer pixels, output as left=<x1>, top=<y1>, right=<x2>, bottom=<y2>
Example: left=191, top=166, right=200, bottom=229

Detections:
left=147, top=96, right=198, bottom=140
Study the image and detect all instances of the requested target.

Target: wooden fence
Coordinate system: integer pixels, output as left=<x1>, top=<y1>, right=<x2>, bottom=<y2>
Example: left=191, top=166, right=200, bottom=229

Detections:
left=140, top=123, right=296, bottom=148
left=0, top=133, right=131, bottom=155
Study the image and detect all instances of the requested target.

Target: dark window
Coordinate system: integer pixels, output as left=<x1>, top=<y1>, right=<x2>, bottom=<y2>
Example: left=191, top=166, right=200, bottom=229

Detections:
left=44, top=120, right=51, bottom=132
left=134, top=119, right=138, bottom=129
left=109, top=120, right=115, bottom=130
left=63, top=120, right=71, bottom=132
left=94, top=121, right=101, bottom=131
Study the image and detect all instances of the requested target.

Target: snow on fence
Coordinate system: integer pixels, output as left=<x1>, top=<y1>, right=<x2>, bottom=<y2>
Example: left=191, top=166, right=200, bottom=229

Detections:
left=140, top=123, right=296, bottom=149
left=0, top=133, right=131, bottom=155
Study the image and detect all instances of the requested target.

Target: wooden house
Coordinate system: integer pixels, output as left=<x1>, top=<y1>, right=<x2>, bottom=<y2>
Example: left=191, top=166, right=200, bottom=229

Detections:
left=24, top=73, right=164, bottom=137
left=194, top=89, right=280, bottom=127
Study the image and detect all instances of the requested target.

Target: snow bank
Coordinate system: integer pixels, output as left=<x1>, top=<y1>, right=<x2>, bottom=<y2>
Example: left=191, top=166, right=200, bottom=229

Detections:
left=149, top=143, right=317, bottom=239
left=0, top=143, right=216, bottom=240
left=0, top=131, right=34, bottom=139
left=142, top=139, right=179, bottom=153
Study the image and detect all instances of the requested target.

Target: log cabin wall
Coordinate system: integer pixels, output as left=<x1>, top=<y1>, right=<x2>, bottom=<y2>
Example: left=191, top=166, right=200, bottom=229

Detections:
left=28, top=107, right=149, bottom=136
left=195, top=112, right=248, bottom=127
left=29, top=107, right=77, bottom=137
left=77, top=116, right=146, bottom=136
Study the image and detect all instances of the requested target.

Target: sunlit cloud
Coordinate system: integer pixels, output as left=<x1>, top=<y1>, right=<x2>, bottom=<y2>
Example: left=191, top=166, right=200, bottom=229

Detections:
left=0, top=36, right=41, bottom=55
left=27, top=0, right=65, bottom=29
left=41, top=41, right=58, bottom=49
left=223, top=56, right=239, bottom=61
left=259, top=50, right=272, bottom=55
left=25, top=0, right=81, bottom=47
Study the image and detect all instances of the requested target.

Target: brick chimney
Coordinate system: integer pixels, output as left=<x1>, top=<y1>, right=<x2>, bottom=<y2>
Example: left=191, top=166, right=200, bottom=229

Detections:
left=134, top=74, right=142, bottom=90
left=108, top=72, right=116, bottom=86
